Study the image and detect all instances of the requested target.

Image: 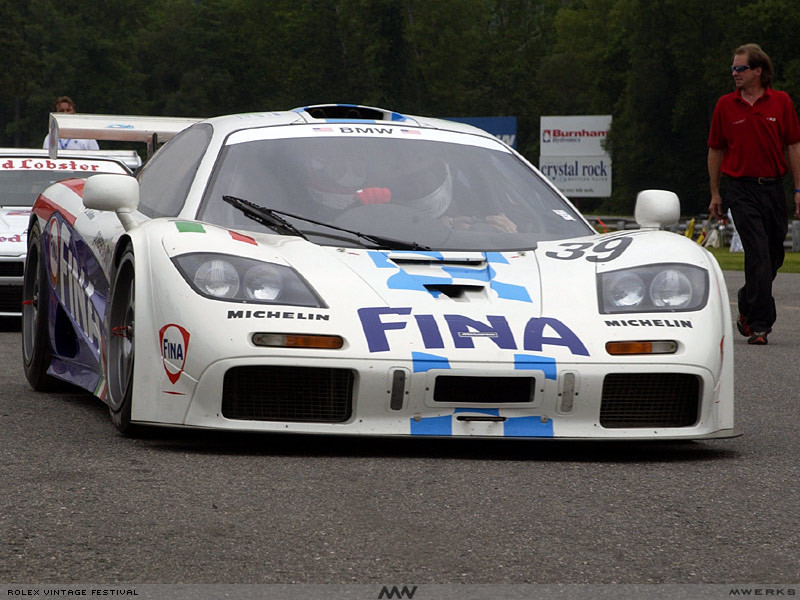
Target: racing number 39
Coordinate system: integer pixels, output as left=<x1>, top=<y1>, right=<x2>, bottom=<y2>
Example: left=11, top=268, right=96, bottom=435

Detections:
left=544, top=237, right=632, bottom=262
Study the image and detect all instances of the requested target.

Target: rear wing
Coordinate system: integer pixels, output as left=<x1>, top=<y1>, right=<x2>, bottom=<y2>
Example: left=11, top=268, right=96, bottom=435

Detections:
left=48, top=113, right=203, bottom=160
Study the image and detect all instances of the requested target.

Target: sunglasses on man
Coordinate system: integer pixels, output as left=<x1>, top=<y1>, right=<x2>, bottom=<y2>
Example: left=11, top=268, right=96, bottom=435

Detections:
left=731, top=65, right=752, bottom=73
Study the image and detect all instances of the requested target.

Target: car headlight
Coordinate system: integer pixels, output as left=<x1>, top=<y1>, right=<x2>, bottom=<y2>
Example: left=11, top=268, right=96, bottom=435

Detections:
left=650, top=269, right=692, bottom=308
left=597, top=264, right=708, bottom=314
left=243, top=264, right=283, bottom=301
left=603, top=272, right=646, bottom=309
left=194, top=259, right=240, bottom=298
left=173, top=253, right=324, bottom=307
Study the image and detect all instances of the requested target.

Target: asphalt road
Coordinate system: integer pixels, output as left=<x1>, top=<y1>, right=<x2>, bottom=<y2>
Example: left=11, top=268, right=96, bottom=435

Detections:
left=1, top=271, right=798, bottom=585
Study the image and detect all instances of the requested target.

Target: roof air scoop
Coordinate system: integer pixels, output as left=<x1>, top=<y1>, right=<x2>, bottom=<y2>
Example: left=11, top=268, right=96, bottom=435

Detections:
left=297, top=104, right=415, bottom=124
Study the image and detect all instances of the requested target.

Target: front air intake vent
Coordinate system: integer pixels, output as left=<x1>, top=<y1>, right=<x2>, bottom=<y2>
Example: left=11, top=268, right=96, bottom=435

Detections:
left=222, top=366, right=353, bottom=423
left=0, top=286, right=22, bottom=312
left=600, top=373, right=700, bottom=428
left=0, top=261, right=24, bottom=277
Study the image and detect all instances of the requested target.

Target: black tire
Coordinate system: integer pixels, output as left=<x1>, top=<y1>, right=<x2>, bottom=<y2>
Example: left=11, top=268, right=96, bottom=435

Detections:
left=106, top=249, right=136, bottom=433
left=22, top=223, right=64, bottom=391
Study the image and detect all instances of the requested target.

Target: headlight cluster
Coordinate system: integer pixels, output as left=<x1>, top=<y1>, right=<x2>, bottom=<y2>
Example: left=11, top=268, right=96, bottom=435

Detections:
left=597, top=264, right=708, bottom=314
left=173, top=253, right=323, bottom=307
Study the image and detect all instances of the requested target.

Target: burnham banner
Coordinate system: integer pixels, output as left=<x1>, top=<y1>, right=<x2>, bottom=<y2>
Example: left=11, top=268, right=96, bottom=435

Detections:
left=539, top=115, right=612, bottom=198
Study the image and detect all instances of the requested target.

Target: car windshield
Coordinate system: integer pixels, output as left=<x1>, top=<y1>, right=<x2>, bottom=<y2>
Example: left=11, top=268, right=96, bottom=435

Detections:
left=199, top=129, right=593, bottom=251
left=0, top=159, right=127, bottom=206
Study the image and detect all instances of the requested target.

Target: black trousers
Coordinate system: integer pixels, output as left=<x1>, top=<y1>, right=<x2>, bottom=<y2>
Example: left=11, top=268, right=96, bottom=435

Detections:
left=726, top=178, right=788, bottom=333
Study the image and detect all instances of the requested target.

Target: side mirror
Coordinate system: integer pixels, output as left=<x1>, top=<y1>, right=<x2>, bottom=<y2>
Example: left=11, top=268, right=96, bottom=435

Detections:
left=634, top=189, right=680, bottom=229
left=83, top=174, right=140, bottom=231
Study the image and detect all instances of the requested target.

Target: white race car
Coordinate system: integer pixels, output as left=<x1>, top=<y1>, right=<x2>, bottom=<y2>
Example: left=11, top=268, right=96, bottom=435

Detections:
left=0, top=148, right=139, bottom=317
left=22, top=105, right=736, bottom=439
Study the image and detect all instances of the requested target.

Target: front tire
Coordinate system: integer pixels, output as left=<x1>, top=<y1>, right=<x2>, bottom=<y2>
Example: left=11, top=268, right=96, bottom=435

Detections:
left=22, top=223, right=63, bottom=391
left=107, top=249, right=136, bottom=433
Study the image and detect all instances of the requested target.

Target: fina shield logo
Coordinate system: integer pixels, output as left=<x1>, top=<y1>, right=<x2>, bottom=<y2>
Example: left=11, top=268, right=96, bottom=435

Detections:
left=159, top=323, right=190, bottom=384
left=542, top=129, right=552, bottom=143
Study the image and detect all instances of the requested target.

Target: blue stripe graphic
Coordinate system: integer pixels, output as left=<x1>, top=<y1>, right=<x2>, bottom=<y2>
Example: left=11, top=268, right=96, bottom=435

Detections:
left=412, top=352, right=451, bottom=372
left=513, top=354, right=557, bottom=380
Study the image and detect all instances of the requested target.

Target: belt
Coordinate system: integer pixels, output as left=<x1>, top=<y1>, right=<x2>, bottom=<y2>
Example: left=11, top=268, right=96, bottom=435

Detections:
left=730, top=176, right=783, bottom=185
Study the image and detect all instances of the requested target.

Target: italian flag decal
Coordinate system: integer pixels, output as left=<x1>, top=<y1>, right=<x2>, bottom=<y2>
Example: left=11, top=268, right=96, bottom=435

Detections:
left=174, top=222, right=205, bottom=233
left=174, top=221, right=257, bottom=245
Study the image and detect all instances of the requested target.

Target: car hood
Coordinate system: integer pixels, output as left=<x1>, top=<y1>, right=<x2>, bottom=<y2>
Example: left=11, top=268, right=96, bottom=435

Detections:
left=338, top=248, right=545, bottom=310
left=0, top=206, right=30, bottom=255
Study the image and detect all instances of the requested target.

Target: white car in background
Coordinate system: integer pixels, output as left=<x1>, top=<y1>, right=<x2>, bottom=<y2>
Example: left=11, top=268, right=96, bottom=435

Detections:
left=0, top=148, right=139, bottom=317
left=22, top=105, right=736, bottom=440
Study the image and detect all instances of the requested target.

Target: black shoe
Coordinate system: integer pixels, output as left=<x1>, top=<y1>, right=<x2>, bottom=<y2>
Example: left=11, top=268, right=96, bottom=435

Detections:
left=737, top=314, right=752, bottom=337
left=747, top=332, right=768, bottom=345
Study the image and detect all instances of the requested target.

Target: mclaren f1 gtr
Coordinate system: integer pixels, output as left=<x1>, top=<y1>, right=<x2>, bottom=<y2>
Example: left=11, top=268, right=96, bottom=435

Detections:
left=22, top=105, right=736, bottom=439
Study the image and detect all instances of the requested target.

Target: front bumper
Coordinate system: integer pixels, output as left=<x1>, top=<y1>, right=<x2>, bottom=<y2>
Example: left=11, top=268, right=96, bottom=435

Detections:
left=136, top=355, right=736, bottom=441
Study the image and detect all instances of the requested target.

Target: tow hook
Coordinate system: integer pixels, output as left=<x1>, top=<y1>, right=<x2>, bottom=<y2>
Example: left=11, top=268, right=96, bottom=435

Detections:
left=112, top=326, right=132, bottom=339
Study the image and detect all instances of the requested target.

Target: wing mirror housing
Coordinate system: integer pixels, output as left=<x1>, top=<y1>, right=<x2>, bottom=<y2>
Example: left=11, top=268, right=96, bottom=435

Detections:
left=83, top=174, right=140, bottom=231
left=634, top=189, right=680, bottom=229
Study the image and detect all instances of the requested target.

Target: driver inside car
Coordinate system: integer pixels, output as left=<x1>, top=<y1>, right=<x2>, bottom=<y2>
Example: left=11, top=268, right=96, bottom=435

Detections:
left=306, top=145, right=517, bottom=233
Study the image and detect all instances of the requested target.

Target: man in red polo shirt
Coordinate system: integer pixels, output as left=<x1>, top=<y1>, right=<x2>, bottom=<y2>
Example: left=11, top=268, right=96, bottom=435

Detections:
left=708, top=43, right=800, bottom=345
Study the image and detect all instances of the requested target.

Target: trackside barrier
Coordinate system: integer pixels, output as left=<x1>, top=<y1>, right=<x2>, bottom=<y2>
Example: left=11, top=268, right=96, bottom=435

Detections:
left=584, top=216, right=800, bottom=250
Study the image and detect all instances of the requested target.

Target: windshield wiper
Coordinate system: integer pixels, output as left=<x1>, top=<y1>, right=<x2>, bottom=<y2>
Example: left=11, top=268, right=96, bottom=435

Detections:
left=222, top=195, right=308, bottom=239
left=222, top=195, right=431, bottom=251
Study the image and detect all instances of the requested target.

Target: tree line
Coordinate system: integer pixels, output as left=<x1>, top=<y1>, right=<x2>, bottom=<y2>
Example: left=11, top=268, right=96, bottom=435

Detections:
left=2, top=0, right=800, bottom=215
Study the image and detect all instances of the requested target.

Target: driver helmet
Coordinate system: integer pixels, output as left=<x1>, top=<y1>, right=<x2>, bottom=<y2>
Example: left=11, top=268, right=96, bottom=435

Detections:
left=392, top=158, right=452, bottom=219
left=307, top=147, right=367, bottom=210
left=307, top=143, right=453, bottom=219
